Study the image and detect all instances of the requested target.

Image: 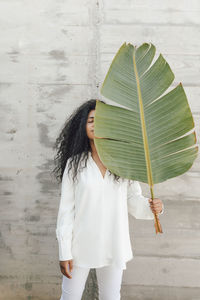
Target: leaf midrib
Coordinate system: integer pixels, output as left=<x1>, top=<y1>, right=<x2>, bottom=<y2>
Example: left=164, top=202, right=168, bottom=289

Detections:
left=133, top=48, right=153, bottom=187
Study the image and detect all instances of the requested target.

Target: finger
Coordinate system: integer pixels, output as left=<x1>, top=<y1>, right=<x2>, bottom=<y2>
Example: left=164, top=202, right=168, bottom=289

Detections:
left=60, top=265, right=72, bottom=279
left=150, top=205, right=160, bottom=212
left=149, top=204, right=155, bottom=210
left=150, top=207, right=162, bottom=214
left=69, top=260, right=73, bottom=273
left=152, top=206, right=162, bottom=213
left=150, top=206, right=156, bottom=211
left=149, top=200, right=161, bottom=206
left=151, top=204, right=162, bottom=209
left=65, top=263, right=72, bottom=279
left=152, top=199, right=161, bottom=204
left=150, top=202, right=161, bottom=207
left=64, top=267, right=72, bottom=279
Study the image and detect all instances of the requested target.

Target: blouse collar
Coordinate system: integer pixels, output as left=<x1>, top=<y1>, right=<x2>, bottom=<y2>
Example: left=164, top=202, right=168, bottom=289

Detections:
left=88, top=151, right=108, bottom=180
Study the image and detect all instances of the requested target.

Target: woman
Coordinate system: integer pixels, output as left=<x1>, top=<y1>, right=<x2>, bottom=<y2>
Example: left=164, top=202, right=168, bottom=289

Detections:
left=53, top=99, right=164, bottom=300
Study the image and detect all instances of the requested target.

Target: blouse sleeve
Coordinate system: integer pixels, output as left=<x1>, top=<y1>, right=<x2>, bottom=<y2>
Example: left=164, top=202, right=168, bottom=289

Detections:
left=127, top=180, right=155, bottom=220
left=55, top=160, right=75, bottom=261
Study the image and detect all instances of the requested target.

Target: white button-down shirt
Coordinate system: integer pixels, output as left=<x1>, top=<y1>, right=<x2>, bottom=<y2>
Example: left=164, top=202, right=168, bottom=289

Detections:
left=55, top=151, right=164, bottom=270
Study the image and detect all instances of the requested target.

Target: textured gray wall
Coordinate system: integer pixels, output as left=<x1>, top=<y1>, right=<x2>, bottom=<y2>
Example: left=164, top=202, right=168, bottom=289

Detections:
left=0, top=0, right=200, bottom=299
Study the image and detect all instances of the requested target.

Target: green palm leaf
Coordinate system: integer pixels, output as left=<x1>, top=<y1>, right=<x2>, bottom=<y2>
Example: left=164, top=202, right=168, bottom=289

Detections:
left=94, top=42, right=198, bottom=233
left=94, top=42, right=198, bottom=185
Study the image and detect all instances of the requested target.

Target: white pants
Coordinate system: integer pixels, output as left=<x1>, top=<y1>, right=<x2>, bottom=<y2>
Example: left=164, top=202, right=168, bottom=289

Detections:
left=60, top=264, right=124, bottom=300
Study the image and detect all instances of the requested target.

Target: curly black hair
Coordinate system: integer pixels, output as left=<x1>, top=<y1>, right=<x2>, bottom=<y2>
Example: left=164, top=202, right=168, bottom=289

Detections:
left=52, top=99, right=121, bottom=184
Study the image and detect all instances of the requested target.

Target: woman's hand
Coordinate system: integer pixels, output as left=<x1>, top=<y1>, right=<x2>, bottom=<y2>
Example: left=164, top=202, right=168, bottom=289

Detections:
left=59, top=259, right=73, bottom=279
left=148, top=198, right=163, bottom=214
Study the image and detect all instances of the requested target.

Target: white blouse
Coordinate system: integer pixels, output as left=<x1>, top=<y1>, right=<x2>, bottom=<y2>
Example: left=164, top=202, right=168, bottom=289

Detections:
left=55, top=151, right=164, bottom=270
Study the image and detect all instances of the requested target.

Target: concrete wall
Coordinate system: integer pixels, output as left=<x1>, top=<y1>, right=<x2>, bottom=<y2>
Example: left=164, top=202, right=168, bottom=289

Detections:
left=0, top=0, right=199, bottom=299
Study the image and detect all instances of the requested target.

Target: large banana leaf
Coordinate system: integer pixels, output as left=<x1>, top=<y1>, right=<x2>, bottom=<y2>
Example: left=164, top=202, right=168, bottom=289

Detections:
left=94, top=42, right=199, bottom=233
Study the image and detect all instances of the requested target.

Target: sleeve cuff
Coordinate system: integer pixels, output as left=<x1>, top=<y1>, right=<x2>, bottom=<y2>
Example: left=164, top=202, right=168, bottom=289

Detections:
left=56, top=236, right=73, bottom=261
left=134, top=196, right=155, bottom=220
left=56, top=228, right=73, bottom=261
